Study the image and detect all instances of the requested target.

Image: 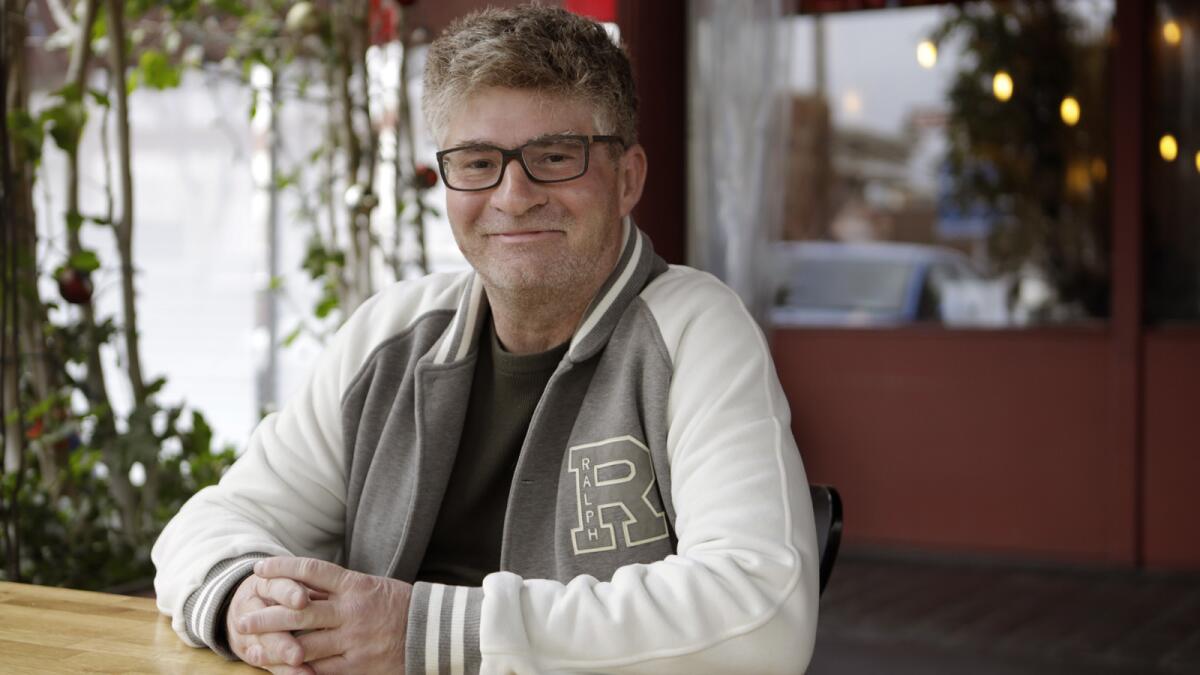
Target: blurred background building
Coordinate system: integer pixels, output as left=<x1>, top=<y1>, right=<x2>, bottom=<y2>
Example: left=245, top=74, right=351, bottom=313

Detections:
left=13, top=0, right=1199, bottom=578
left=761, top=0, right=1199, bottom=575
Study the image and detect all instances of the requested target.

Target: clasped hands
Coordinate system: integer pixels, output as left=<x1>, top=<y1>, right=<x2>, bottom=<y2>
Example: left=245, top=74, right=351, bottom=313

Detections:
left=226, top=557, right=413, bottom=674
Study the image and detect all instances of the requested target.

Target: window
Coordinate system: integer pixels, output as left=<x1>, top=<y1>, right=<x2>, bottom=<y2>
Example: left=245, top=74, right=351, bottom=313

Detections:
left=774, top=1, right=1114, bottom=328
left=1145, top=0, right=1200, bottom=324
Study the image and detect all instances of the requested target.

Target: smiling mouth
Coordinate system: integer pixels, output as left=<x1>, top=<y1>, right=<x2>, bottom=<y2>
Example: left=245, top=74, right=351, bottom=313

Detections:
left=488, top=230, right=564, bottom=242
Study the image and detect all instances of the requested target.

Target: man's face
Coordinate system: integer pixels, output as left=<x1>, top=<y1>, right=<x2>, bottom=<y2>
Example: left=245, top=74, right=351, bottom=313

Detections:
left=441, top=87, right=645, bottom=300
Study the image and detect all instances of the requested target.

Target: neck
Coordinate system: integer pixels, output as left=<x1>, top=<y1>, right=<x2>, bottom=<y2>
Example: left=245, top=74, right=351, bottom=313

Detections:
left=486, top=285, right=591, bottom=354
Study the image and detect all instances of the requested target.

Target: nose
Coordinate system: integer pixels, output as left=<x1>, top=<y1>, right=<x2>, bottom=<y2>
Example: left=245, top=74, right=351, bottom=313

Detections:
left=489, top=157, right=546, bottom=216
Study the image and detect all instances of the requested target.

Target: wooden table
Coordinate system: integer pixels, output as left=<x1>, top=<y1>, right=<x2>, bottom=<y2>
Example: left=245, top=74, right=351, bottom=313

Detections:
left=0, top=581, right=256, bottom=673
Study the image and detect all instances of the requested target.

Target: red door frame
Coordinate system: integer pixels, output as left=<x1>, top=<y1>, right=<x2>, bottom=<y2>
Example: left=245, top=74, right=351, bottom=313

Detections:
left=1108, top=0, right=1149, bottom=566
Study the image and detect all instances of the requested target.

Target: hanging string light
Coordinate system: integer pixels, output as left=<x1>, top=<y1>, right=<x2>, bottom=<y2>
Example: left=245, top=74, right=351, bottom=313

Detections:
left=1159, top=134, right=1178, bottom=162
left=992, top=71, right=1013, bottom=101
left=1163, top=19, right=1182, bottom=46
left=916, top=40, right=937, bottom=69
left=842, top=90, right=863, bottom=117
left=1060, top=96, right=1080, bottom=126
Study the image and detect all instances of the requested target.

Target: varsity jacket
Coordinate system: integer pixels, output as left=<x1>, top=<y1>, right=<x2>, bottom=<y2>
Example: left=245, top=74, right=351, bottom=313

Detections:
left=152, top=221, right=820, bottom=674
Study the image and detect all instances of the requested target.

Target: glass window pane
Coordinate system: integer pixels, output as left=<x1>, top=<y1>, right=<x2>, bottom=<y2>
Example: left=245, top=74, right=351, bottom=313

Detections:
left=1145, top=1, right=1200, bottom=323
left=774, top=1, right=1114, bottom=328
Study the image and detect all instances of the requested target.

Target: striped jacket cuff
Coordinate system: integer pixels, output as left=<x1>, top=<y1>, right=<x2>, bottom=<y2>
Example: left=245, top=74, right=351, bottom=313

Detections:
left=406, top=582, right=484, bottom=675
left=182, top=553, right=270, bottom=660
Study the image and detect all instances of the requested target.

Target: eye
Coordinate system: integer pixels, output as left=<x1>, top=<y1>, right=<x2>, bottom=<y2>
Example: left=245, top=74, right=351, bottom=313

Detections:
left=464, top=157, right=497, bottom=170
left=528, top=141, right=583, bottom=167
left=447, top=149, right=499, bottom=173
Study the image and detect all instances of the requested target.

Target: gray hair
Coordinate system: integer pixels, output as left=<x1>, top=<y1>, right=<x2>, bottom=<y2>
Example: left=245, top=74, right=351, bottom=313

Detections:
left=423, top=5, right=638, bottom=148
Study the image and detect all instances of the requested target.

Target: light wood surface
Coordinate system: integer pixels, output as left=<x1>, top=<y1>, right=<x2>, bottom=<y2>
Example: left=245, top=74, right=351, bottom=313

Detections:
left=0, top=581, right=256, bottom=674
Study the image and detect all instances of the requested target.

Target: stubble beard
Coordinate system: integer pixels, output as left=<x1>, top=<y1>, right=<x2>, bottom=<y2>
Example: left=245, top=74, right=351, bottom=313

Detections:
left=466, top=209, right=623, bottom=310
left=473, top=232, right=602, bottom=311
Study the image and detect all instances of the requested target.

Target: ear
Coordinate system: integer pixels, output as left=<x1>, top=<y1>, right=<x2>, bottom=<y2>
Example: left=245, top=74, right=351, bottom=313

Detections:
left=616, top=143, right=648, bottom=218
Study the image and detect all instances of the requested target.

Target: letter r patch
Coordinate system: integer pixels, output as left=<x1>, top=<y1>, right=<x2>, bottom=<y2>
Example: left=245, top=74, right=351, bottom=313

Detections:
left=568, top=435, right=669, bottom=555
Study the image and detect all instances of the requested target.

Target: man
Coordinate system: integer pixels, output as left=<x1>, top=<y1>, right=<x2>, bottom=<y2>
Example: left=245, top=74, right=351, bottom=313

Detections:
left=153, top=6, right=819, bottom=674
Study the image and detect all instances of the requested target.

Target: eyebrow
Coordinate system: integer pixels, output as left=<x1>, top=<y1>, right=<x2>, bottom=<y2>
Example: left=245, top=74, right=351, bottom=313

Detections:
left=446, top=130, right=584, bottom=150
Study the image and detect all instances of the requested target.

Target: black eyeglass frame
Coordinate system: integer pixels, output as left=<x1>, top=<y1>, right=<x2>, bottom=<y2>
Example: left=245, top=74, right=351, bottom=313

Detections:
left=435, top=134, right=625, bottom=192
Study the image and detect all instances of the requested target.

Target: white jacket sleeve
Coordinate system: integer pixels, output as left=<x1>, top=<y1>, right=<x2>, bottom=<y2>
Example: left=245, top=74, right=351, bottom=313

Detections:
left=407, top=270, right=820, bottom=674
left=151, top=290, right=390, bottom=655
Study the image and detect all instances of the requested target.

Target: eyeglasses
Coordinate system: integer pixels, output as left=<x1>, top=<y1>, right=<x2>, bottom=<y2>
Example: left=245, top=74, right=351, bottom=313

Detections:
left=436, top=134, right=625, bottom=192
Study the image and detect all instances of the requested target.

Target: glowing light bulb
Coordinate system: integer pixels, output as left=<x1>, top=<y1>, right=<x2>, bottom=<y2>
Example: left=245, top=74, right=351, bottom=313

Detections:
left=1195, top=150, right=1200, bottom=174
left=842, top=90, right=863, bottom=117
left=916, top=40, right=938, bottom=69
left=1060, top=96, right=1080, bottom=126
left=1163, top=20, right=1182, bottom=46
left=1159, top=134, right=1178, bottom=162
left=993, top=71, right=1013, bottom=102
left=1066, top=160, right=1091, bottom=195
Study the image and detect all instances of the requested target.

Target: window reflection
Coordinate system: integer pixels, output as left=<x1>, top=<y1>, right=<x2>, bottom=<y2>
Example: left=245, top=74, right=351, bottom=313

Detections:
left=1146, top=0, right=1200, bottom=323
left=775, top=1, right=1114, bottom=328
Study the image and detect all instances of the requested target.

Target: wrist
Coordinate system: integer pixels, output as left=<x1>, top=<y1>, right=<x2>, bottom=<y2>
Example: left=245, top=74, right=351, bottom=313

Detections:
left=180, top=553, right=269, bottom=661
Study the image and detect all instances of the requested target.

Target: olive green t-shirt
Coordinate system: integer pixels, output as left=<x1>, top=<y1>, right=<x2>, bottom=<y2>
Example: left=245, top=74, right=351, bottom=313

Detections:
left=416, top=315, right=569, bottom=586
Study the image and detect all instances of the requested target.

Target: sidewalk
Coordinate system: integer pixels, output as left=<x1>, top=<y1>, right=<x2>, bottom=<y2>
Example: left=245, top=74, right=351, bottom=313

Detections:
left=809, top=554, right=1200, bottom=674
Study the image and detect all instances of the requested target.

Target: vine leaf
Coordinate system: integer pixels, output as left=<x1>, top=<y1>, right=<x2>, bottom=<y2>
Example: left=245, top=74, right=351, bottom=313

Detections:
left=68, top=250, right=102, bottom=273
left=135, top=49, right=183, bottom=91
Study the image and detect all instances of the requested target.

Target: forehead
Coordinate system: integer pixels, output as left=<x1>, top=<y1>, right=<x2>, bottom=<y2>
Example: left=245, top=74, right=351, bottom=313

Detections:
left=443, top=87, right=599, bottom=147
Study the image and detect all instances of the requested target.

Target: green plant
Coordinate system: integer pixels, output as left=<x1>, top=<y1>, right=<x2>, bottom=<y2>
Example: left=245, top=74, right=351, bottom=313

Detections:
left=1, top=0, right=241, bottom=590
left=3, top=403, right=235, bottom=589
left=931, top=2, right=1111, bottom=317
left=2, top=0, right=434, bottom=590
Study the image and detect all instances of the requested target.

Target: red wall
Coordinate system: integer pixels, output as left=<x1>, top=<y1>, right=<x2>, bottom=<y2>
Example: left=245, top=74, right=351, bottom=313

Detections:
left=772, top=328, right=1136, bottom=564
left=1142, top=329, right=1200, bottom=569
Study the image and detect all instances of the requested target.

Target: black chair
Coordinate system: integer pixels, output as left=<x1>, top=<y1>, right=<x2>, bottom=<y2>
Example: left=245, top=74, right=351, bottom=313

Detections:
left=809, top=485, right=843, bottom=595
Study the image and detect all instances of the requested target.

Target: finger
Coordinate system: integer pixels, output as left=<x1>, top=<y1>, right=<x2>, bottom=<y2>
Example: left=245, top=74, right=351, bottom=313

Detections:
left=253, top=630, right=307, bottom=667
left=309, top=655, right=352, bottom=675
left=228, top=594, right=268, bottom=656
left=240, top=634, right=300, bottom=668
left=238, top=600, right=340, bottom=634
left=265, top=664, right=315, bottom=675
left=252, top=575, right=312, bottom=610
left=255, top=557, right=346, bottom=593
left=240, top=593, right=268, bottom=612
left=296, top=629, right=345, bottom=663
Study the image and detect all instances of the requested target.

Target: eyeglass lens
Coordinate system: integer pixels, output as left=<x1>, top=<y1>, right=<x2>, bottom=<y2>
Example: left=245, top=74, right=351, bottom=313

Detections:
left=441, top=138, right=588, bottom=190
